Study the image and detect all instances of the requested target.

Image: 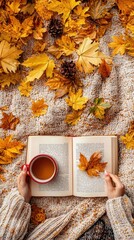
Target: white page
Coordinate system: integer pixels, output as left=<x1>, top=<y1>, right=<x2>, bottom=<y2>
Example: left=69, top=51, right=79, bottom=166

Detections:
left=73, top=136, right=117, bottom=197
left=27, top=136, right=73, bottom=196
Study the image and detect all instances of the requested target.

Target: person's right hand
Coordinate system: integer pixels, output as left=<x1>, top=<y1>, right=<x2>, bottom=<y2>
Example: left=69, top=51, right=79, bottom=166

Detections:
left=105, top=172, right=125, bottom=199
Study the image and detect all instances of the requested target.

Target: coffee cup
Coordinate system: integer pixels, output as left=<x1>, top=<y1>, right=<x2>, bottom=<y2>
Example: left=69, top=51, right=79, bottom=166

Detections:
left=21, top=154, right=58, bottom=184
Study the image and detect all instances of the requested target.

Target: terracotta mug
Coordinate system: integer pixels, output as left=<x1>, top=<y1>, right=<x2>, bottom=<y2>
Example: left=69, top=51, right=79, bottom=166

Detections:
left=21, top=154, right=58, bottom=184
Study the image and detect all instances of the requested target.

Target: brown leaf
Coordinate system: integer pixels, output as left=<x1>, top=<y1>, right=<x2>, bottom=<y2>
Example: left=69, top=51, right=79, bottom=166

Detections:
left=0, top=112, right=20, bottom=130
left=98, top=59, right=112, bottom=79
left=31, top=204, right=46, bottom=225
left=78, top=151, right=107, bottom=177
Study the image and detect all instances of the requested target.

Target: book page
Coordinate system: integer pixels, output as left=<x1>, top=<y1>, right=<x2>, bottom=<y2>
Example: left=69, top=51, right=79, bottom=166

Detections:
left=73, top=136, right=117, bottom=197
left=27, top=136, right=73, bottom=196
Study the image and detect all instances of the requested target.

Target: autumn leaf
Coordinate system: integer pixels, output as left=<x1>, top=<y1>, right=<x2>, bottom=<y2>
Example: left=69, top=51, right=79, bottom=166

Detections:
left=115, top=0, right=134, bottom=15
left=66, top=89, right=88, bottom=110
left=31, top=204, right=46, bottom=225
left=18, top=82, right=32, bottom=97
left=0, top=72, right=21, bottom=89
left=65, top=110, right=82, bottom=125
left=108, top=35, right=126, bottom=56
left=21, top=3, right=35, bottom=15
left=90, top=97, right=111, bottom=119
left=125, top=36, right=134, bottom=57
left=120, top=121, right=134, bottom=149
left=89, top=0, right=115, bottom=20
left=98, top=60, right=112, bottom=79
left=0, top=166, right=6, bottom=182
left=6, top=0, right=21, bottom=14
left=76, top=37, right=111, bottom=74
left=46, top=0, right=80, bottom=23
left=0, top=112, right=20, bottom=130
left=0, top=106, right=8, bottom=111
left=22, top=53, right=55, bottom=82
left=78, top=151, right=107, bottom=177
left=33, top=18, right=47, bottom=40
left=35, top=0, right=53, bottom=20
left=48, top=36, right=76, bottom=59
left=0, top=40, right=22, bottom=73
left=31, top=99, right=48, bottom=117
left=0, top=135, right=25, bottom=164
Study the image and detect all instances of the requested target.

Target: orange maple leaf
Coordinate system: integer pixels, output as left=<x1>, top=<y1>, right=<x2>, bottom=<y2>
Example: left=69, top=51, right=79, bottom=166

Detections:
left=78, top=152, right=107, bottom=177
left=98, top=60, right=112, bottom=79
left=31, top=204, right=46, bottom=225
left=0, top=112, right=20, bottom=130
left=31, top=99, right=48, bottom=117
left=0, top=135, right=25, bottom=164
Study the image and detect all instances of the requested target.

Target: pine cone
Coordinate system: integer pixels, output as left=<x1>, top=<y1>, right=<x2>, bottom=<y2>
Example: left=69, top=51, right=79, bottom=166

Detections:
left=48, top=18, right=63, bottom=38
left=60, top=61, right=76, bottom=80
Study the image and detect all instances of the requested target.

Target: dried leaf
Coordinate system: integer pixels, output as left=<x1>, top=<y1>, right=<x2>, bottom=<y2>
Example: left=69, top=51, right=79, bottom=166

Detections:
left=21, top=3, right=35, bottom=15
left=0, top=40, right=22, bottom=73
left=120, top=121, right=134, bottom=149
left=33, top=19, right=47, bottom=40
left=78, top=151, right=107, bottom=177
left=7, top=0, right=21, bottom=14
left=76, top=37, right=111, bottom=73
left=108, top=35, right=126, bottom=56
left=18, top=82, right=32, bottom=97
left=22, top=53, right=55, bottom=82
left=48, top=36, right=76, bottom=59
left=66, top=89, right=88, bottom=110
left=47, top=0, right=80, bottom=23
left=89, top=0, right=115, bottom=20
left=0, top=166, right=6, bottom=182
left=0, top=106, right=8, bottom=111
left=31, top=99, right=48, bottom=117
left=115, top=0, right=134, bottom=15
left=0, top=72, right=21, bottom=89
left=0, top=135, right=25, bottom=164
left=65, top=110, right=82, bottom=125
left=31, top=204, right=46, bottom=225
left=98, top=60, right=112, bottom=79
left=35, top=0, right=53, bottom=20
left=90, top=97, right=111, bottom=119
left=0, top=112, right=20, bottom=130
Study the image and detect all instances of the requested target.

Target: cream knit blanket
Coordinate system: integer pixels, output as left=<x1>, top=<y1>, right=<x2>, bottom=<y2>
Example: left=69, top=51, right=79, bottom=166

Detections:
left=0, top=10, right=134, bottom=239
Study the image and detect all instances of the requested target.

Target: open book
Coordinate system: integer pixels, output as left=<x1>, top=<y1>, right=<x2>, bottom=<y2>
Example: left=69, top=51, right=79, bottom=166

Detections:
left=26, top=136, right=118, bottom=197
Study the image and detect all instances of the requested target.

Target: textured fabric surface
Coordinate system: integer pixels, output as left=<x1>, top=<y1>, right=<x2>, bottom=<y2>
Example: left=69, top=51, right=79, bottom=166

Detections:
left=0, top=9, right=134, bottom=239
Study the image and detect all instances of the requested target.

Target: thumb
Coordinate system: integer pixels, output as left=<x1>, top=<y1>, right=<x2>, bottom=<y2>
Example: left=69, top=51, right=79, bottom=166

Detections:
left=105, top=175, right=114, bottom=191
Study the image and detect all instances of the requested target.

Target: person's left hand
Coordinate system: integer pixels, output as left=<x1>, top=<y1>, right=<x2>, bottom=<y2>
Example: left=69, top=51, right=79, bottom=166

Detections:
left=17, top=165, right=31, bottom=203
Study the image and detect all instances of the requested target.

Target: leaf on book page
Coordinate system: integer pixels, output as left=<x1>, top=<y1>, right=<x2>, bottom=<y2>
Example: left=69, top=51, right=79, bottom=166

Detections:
left=31, top=204, right=46, bottom=225
left=78, top=151, right=107, bottom=177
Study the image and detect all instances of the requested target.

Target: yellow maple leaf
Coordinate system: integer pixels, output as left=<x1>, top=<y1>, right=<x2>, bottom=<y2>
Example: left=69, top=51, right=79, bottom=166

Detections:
left=73, top=5, right=90, bottom=24
left=66, top=89, right=88, bottom=110
left=35, top=0, right=53, bottom=20
left=7, top=0, right=21, bottom=14
left=0, top=72, right=21, bottom=89
left=0, top=40, right=22, bottom=73
left=0, top=135, right=25, bottom=164
left=90, top=97, right=111, bottom=119
left=33, top=18, right=47, bottom=40
left=120, top=133, right=134, bottom=149
left=18, top=82, right=32, bottom=97
left=125, top=36, right=134, bottom=57
left=0, top=112, right=20, bottom=130
left=78, top=151, right=107, bottom=177
left=21, top=3, right=35, bottom=15
left=108, top=35, right=126, bottom=56
left=31, top=99, right=48, bottom=117
left=89, top=0, right=115, bottom=20
left=76, top=37, right=111, bottom=73
left=65, top=110, right=82, bottom=125
left=47, top=0, right=80, bottom=23
left=48, top=36, right=76, bottom=59
left=22, top=53, right=55, bottom=82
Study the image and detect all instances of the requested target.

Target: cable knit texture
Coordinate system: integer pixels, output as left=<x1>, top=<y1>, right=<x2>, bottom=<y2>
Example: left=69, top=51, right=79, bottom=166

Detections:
left=106, top=195, right=134, bottom=240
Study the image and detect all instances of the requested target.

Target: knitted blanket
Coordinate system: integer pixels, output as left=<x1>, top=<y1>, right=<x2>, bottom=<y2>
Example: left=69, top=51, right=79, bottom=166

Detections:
left=0, top=9, right=134, bottom=239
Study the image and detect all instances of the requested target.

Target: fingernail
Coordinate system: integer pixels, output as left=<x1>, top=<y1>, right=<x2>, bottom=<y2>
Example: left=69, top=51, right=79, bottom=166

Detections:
left=23, top=165, right=27, bottom=172
left=104, top=170, right=109, bottom=176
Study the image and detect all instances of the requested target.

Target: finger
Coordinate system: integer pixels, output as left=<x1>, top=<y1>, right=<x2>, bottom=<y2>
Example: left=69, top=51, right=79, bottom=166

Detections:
left=108, top=173, right=123, bottom=187
left=105, top=175, right=114, bottom=191
left=19, top=169, right=27, bottom=187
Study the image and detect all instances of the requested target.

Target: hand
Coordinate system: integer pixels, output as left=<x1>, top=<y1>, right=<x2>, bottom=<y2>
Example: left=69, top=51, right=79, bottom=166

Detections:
left=105, top=172, right=125, bottom=199
left=17, top=165, right=31, bottom=203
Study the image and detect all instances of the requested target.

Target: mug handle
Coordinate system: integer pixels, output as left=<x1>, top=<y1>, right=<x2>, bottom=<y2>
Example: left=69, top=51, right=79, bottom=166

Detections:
left=21, top=164, right=30, bottom=175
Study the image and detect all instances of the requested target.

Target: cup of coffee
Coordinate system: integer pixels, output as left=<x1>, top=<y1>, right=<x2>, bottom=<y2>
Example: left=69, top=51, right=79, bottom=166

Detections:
left=21, top=154, right=58, bottom=184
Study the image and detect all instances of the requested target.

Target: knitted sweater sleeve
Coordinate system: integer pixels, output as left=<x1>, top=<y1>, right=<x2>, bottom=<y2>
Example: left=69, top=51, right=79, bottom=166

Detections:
left=0, top=188, right=31, bottom=240
left=106, top=195, right=134, bottom=240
